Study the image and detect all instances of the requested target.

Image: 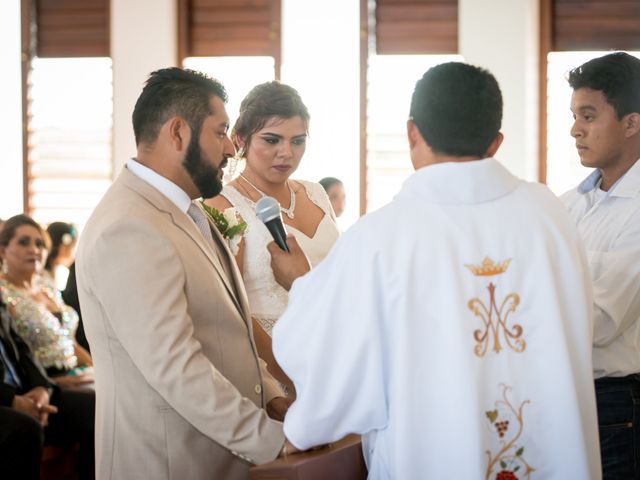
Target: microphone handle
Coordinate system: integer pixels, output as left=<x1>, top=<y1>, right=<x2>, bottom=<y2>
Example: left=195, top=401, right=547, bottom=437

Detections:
left=264, top=218, right=289, bottom=252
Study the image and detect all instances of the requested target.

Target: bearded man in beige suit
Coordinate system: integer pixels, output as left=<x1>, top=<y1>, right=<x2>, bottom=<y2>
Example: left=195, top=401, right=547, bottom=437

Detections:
left=76, top=68, right=292, bottom=479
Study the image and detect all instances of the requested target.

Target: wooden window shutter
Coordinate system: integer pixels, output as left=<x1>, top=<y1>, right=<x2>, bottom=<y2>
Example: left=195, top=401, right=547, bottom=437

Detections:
left=180, top=0, right=281, bottom=60
left=34, top=0, right=109, bottom=58
left=375, top=0, right=458, bottom=55
left=552, top=0, right=640, bottom=51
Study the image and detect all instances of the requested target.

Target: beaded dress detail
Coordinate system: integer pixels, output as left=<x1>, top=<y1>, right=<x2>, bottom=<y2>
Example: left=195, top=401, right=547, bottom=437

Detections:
left=0, top=276, right=78, bottom=371
left=222, top=180, right=340, bottom=335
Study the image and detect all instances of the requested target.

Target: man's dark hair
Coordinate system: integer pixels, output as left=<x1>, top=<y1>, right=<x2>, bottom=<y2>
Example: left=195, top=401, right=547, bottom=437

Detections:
left=568, top=52, right=640, bottom=119
left=409, top=62, right=503, bottom=157
left=132, top=67, right=228, bottom=146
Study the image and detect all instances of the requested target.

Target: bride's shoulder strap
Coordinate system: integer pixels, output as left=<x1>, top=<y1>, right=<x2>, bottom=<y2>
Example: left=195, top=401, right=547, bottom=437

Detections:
left=296, top=180, right=335, bottom=219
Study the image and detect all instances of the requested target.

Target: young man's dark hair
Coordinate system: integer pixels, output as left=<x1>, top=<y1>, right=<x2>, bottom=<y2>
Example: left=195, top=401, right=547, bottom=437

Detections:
left=132, top=67, right=228, bottom=146
left=568, top=52, right=640, bottom=119
left=409, top=62, right=503, bottom=158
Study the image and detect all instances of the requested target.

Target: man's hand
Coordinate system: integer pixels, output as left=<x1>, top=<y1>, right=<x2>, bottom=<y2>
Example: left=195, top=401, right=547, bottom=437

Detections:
left=267, top=235, right=311, bottom=291
left=266, top=396, right=294, bottom=422
left=23, top=387, right=57, bottom=426
left=12, top=391, right=57, bottom=426
left=278, top=438, right=301, bottom=457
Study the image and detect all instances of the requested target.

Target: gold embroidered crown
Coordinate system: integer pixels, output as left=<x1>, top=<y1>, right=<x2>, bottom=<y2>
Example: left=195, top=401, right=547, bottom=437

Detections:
left=465, top=257, right=511, bottom=276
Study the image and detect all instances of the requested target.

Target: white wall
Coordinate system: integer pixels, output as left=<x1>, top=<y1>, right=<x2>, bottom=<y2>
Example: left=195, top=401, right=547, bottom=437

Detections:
left=0, top=0, right=24, bottom=218
left=111, top=0, right=178, bottom=176
left=459, top=0, right=540, bottom=181
left=281, top=0, right=361, bottom=227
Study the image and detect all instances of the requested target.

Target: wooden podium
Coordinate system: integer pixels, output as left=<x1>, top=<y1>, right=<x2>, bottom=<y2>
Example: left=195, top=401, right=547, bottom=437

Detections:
left=249, top=435, right=367, bottom=480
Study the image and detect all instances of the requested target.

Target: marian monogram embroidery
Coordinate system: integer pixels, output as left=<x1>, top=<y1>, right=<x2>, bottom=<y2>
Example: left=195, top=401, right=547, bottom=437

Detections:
left=465, top=257, right=526, bottom=357
left=485, top=384, right=535, bottom=480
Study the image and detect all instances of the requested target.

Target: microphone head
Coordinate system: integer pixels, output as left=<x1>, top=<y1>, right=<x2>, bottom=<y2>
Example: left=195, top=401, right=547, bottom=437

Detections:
left=255, top=196, right=282, bottom=223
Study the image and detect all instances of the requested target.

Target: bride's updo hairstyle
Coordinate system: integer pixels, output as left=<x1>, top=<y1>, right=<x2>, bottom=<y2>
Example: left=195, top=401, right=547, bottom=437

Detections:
left=232, top=81, right=310, bottom=158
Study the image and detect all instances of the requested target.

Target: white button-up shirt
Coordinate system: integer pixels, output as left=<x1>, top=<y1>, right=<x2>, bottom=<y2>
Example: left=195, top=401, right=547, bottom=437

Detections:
left=126, top=158, right=192, bottom=213
left=561, top=158, right=640, bottom=379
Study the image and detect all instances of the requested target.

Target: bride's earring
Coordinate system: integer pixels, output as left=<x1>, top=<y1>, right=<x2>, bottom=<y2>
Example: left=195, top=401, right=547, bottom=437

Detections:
left=1, top=259, right=8, bottom=275
left=228, top=156, right=239, bottom=178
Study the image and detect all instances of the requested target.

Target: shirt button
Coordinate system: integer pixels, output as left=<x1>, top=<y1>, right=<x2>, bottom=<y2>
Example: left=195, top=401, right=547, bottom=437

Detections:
left=255, top=384, right=262, bottom=394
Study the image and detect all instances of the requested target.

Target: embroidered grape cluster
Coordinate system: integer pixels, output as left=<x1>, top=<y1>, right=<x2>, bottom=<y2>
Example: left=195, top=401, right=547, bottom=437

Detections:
left=496, top=470, right=518, bottom=480
left=495, top=419, right=510, bottom=437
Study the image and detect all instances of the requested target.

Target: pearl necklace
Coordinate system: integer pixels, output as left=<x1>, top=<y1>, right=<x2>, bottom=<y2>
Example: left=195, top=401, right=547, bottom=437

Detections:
left=239, top=174, right=296, bottom=219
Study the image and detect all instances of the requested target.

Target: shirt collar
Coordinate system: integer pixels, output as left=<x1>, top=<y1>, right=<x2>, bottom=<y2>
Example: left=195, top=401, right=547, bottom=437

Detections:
left=400, top=157, right=520, bottom=205
left=126, top=158, right=193, bottom=213
left=576, top=158, right=640, bottom=198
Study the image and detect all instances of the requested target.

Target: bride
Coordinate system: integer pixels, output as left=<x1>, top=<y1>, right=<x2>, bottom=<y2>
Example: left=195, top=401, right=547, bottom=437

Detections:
left=205, top=81, right=340, bottom=392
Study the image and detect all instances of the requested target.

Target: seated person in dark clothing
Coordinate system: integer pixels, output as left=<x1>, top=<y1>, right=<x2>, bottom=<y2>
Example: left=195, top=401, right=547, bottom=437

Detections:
left=62, top=262, right=90, bottom=353
left=0, top=299, right=95, bottom=479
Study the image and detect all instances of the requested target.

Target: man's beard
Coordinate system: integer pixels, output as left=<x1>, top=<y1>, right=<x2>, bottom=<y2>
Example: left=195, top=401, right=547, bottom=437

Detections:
left=182, top=132, right=223, bottom=199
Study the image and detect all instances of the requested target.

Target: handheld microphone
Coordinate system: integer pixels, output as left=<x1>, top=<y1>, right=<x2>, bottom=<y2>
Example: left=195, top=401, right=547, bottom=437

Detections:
left=256, top=196, right=289, bottom=252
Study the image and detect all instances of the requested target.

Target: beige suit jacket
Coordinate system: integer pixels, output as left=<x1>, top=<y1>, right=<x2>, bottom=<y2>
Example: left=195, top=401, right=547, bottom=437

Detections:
left=76, top=167, right=285, bottom=479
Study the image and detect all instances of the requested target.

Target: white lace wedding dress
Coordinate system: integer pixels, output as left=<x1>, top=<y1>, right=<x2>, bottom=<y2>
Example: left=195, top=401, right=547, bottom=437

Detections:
left=221, top=180, right=340, bottom=335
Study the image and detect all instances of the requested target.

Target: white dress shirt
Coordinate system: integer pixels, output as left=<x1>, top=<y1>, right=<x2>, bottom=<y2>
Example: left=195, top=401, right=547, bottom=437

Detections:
left=126, top=158, right=192, bottom=214
left=562, top=158, right=640, bottom=378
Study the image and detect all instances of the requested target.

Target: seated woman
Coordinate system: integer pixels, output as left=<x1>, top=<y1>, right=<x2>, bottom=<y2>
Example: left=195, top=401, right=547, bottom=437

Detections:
left=44, top=221, right=78, bottom=291
left=205, top=81, right=340, bottom=392
left=0, top=215, right=92, bottom=389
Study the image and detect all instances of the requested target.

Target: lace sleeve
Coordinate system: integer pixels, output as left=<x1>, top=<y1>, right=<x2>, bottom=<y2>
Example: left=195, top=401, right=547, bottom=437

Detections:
left=298, top=180, right=338, bottom=222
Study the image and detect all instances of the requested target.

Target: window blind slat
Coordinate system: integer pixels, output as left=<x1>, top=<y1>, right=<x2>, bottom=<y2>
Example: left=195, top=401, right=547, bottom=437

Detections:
left=375, top=0, right=458, bottom=55
left=35, top=0, right=109, bottom=58
left=552, top=0, right=640, bottom=51
left=182, top=0, right=280, bottom=58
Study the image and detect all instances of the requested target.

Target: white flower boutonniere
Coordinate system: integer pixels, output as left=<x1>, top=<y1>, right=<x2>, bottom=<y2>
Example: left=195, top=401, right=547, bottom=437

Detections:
left=200, top=202, right=248, bottom=255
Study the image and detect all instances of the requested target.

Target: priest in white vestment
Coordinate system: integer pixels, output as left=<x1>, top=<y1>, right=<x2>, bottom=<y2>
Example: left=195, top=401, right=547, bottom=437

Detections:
left=270, top=62, right=602, bottom=479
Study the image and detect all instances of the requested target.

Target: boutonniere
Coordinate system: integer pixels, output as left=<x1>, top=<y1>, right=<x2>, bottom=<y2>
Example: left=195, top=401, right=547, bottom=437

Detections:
left=200, top=202, right=248, bottom=255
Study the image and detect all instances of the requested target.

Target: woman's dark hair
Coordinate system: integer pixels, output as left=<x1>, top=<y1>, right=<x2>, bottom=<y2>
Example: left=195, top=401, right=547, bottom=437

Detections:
left=410, top=62, right=502, bottom=158
left=44, top=222, right=77, bottom=272
left=0, top=214, right=50, bottom=250
left=319, top=177, right=343, bottom=192
left=232, top=81, right=310, bottom=156
left=568, top=52, right=640, bottom=119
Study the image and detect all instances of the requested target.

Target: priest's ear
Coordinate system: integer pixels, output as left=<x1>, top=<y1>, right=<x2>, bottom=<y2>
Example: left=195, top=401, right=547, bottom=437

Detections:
left=484, top=132, right=504, bottom=158
left=407, top=118, right=423, bottom=150
left=407, top=118, right=435, bottom=169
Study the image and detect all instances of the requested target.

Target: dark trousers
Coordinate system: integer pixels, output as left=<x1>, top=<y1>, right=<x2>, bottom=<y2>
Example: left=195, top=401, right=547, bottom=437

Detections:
left=47, top=387, right=96, bottom=480
left=596, top=375, right=640, bottom=479
left=0, top=387, right=95, bottom=480
left=0, top=406, right=44, bottom=480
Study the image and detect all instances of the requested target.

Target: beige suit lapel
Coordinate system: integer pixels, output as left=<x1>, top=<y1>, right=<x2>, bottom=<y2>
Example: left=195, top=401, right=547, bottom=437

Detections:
left=207, top=217, right=253, bottom=324
left=119, top=169, right=242, bottom=314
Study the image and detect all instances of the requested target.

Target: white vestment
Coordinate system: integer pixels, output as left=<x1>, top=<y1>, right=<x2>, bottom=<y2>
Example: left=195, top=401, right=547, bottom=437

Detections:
left=273, top=158, right=601, bottom=479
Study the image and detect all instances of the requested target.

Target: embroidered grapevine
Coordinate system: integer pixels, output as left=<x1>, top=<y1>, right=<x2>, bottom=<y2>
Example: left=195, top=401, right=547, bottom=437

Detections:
left=484, top=384, right=535, bottom=480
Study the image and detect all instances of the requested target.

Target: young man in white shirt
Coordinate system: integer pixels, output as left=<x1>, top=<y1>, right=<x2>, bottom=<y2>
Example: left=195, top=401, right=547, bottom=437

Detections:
left=561, top=51, right=640, bottom=479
